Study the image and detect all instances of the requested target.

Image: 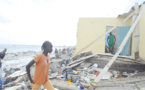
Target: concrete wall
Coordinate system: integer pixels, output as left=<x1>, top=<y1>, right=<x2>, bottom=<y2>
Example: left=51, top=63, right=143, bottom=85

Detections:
left=139, top=5, right=145, bottom=58
left=76, top=18, right=132, bottom=54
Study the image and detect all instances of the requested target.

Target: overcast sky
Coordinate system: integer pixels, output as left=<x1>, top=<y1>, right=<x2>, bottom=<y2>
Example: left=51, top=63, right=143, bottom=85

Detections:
left=0, top=0, right=144, bottom=46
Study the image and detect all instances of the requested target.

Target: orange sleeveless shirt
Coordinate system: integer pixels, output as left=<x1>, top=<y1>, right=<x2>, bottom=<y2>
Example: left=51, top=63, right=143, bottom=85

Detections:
left=33, top=53, right=50, bottom=84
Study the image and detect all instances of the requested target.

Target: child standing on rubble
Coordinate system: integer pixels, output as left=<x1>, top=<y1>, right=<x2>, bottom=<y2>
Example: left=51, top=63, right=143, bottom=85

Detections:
left=26, top=41, right=54, bottom=90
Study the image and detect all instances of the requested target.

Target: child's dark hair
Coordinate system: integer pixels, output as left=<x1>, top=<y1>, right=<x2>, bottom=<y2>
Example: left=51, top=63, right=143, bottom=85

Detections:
left=41, top=41, right=53, bottom=51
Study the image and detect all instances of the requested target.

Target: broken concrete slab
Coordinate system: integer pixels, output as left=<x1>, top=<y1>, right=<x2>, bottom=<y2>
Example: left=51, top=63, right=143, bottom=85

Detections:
left=60, top=54, right=70, bottom=60
left=87, top=57, right=145, bottom=73
left=7, top=70, right=26, bottom=78
left=51, top=59, right=64, bottom=63
left=135, top=81, right=145, bottom=90
left=72, top=51, right=93, bottom=60
left=94, top=87, right=138, bottom=90
left=80, top=82, right=138, bottom=90
left=98, top=76, right=145, bottom=84
left=50, top=79, right=80, bottom=90
left=44, top=88, right=59, bottom=90
left=4, top=84, right=23, bottom=90
left=50, top=62, right=63, bottom=73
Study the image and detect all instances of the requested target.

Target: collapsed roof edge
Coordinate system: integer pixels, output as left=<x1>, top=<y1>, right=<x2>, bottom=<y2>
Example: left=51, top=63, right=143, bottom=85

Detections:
left=118, top=1, right=145, bottom=18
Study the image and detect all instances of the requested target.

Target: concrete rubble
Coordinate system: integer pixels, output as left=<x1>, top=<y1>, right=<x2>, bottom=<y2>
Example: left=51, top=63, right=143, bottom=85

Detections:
left=2, top=51, right=145, bottom=90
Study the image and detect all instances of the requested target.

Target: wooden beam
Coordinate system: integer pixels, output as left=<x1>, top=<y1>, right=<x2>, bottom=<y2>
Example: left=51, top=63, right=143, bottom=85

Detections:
left=68, top=54, right=97, bottom=66
left=93, top=4, right=145, bottom=83
left=66, top=61, right=84, bottom=69
left=72, top=11, right=135, bottom=59
left=66, top=54, right=97, bottom=69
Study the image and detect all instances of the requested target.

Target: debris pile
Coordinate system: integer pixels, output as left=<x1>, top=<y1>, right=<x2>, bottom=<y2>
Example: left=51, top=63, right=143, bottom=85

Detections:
left=2, top=51, right=145, bottom=90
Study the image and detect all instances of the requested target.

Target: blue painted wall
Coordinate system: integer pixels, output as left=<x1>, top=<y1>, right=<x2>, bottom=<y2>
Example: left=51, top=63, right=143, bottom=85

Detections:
left=117, top=26, right=131, bottom=56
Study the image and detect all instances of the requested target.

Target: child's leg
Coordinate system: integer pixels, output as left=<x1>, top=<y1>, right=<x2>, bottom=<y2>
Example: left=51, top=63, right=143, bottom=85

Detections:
left=43, top=80, right=55, bottom=90
left=31, top=83, right=41, bottom=90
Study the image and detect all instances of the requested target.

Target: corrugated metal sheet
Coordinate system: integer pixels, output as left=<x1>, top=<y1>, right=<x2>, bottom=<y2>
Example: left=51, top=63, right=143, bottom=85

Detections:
left=117, top=26, right=131, bottom=56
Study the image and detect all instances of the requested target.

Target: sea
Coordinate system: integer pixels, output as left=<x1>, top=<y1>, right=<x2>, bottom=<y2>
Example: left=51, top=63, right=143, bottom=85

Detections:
left=0, top=44, right=74, bottom=73
left=0, top=44, right=74, bottom=53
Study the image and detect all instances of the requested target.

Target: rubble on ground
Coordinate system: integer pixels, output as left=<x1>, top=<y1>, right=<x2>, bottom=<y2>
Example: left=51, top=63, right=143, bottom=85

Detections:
left=2, top=51, right=145, bottom=90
